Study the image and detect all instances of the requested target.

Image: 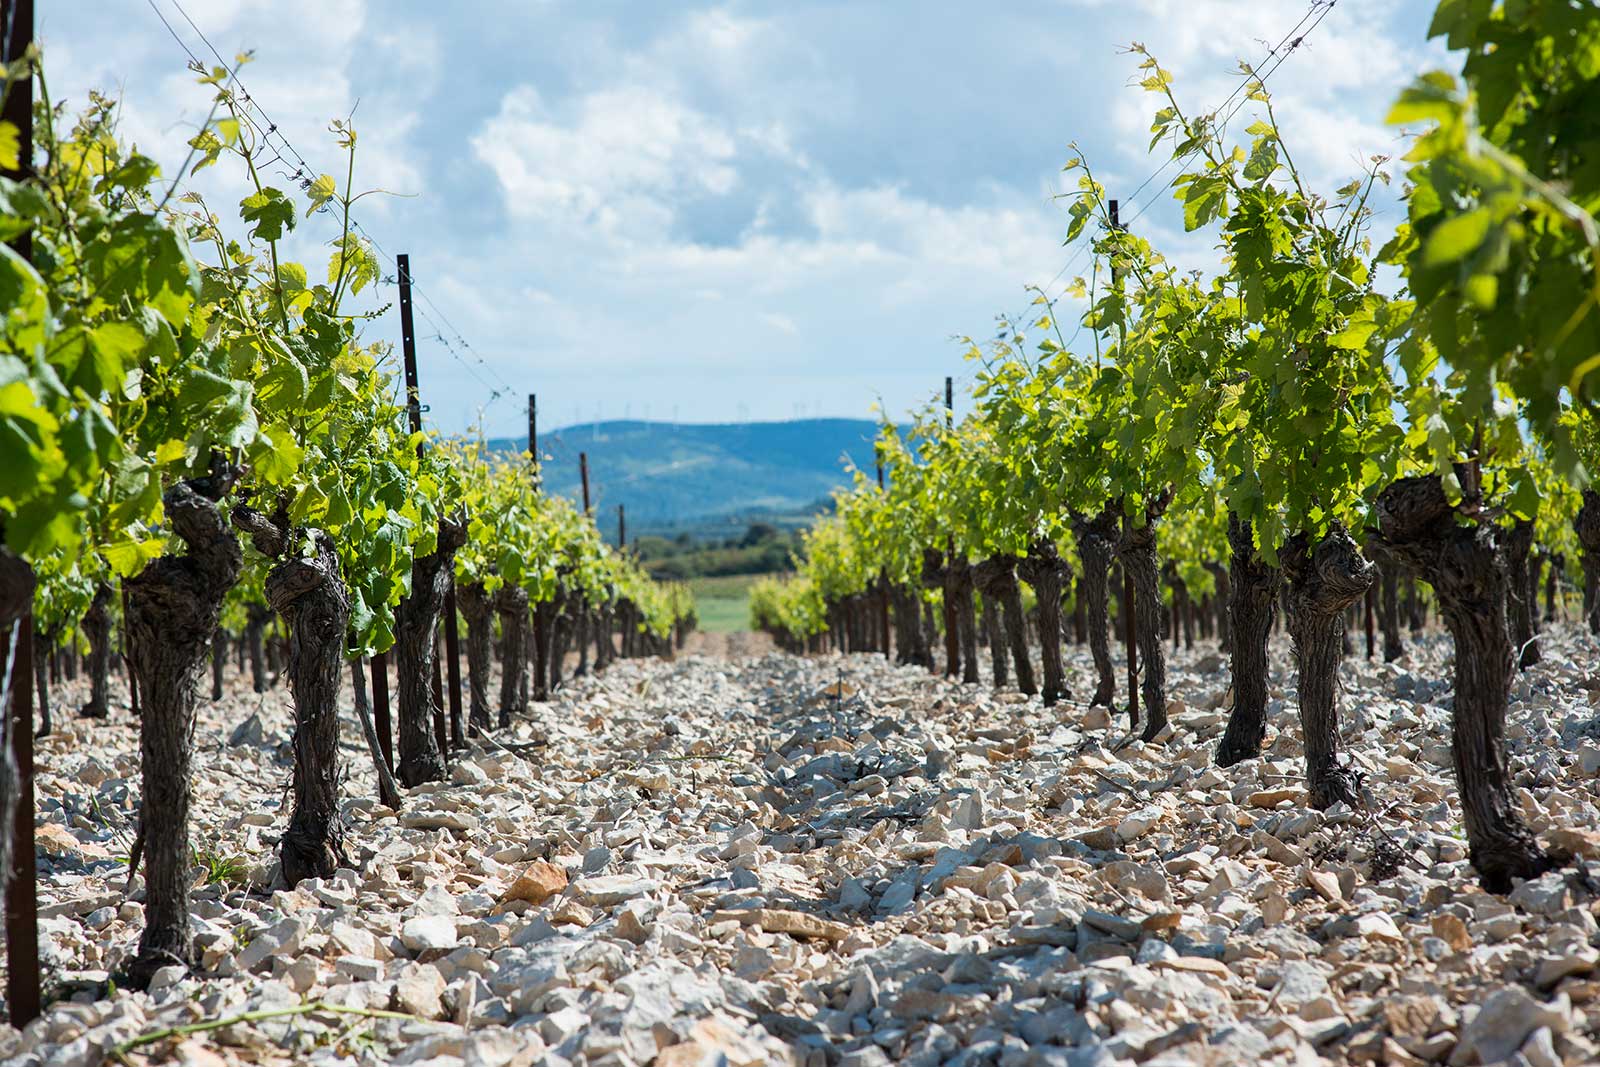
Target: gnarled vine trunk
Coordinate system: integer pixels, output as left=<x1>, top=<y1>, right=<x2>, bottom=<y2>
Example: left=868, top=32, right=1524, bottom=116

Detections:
left=125, top=469, right=242, bottom=987
left=942, top=554, right=961, bottom=678
left=1375, top=554, right=1405, bottom=663
left=33, top=624, right=51, bottom=738
left=573, top=609, right=590, bottom=677
left=920, top=549, right=952, bottom=676
left=1217, top=514, right=1280, bottom=767
left=920, top=600, right=938, bottom=669
left=595, top=605, right=616, bottom=671
left=1576, top=491, right=1600, bottom=635
left=1406, top=579, right=1425, bottom=634
left=1018, top=538, right=1069, bottom=705
left=1528, top=550, right=1545, bottom=635
left=457, top=582, right=494, bottom=734
left=952, top=560, right=980, bottom=685
left=974, top=555, right=1036, bottom=696
left=235, top=506, right=350, bottom=886
left=892, top=585, right=922, bottom=667
left=979, top=592, right=1007, bottom=686
left=532, top=594, right=558, bottom=702
left=245, top=606, right=269, bottom=694
left=495, top=584, right=530, bottom=728
left=1281, top=525, right=1372, bottom=809
left=1071, top=505, right=1119, bottom=707
left=1375, top=474, right=1551, bottom=892
left=0, top=542, right=36, bottom=930
left=1163, top=563, right=1192, bottom=654
left=1118, top=491, right=1173, bottom=742
left=80, top=584, right=111, bottom=718
left=1071, top=579, right=1087, bottom=645
left=1503, top=519, right=1539, bottom=669
left=393, top=518, right=467, bottom=787
left=550, top=593, right=574, bottom=692
left=350, top=654, right=403, bottom=810
left=210, top=629, right=226, bottom=701
left=1204, top=561, right=1232, bottom=654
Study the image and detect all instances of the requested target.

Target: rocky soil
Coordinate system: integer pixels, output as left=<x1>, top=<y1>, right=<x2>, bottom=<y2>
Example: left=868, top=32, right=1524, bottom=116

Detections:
left=4, top=624, right=1600, bottom=1067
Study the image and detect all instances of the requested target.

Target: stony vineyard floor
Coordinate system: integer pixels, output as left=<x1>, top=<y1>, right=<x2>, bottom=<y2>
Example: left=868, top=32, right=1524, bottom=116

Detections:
left=4, top=626, right=1600, bottom=1067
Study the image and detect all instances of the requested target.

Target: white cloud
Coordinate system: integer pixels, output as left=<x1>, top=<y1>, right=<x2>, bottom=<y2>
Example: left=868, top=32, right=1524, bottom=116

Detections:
left=763, top=312, right=800, bottom=335
left=471, top=85, right=740, bottom=238
left=1089, top=0, right=1439, bottom=192
left=47, top=0, right=422, bottom=246
left=43, top=0, right=1448, bottom=435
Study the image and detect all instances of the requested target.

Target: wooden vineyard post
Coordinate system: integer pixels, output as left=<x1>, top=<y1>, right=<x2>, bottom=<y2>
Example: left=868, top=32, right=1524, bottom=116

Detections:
left=398, top=253, right=423, bottom=442
left=528, top=393, right=539, bottom=487
left=397, top=254, right=459, bottom=755
left=1109, top=199, right=1139, bottom=730
left=443, top=604, right=463, bottom=750
left=121, top=583, right=138, bottom=715
left=1363, top=584, right=1376, bottom=661
left=524, top=394, right=549, bottom=703
left=618, top=505, right=625, bottom=550
left=941, top=377, right=959, bottom=676
left=5, top=621, right=40, bottom=1026
left=372, top=652, right=394, bottom=773
left=877, top=461, right=891, bottom=658
left=431, top=631, right=447, bottom=756
left=3, top=0, right=41, bottom=1024
left=577, top=454, right=593, bottom=668
left=1122, top=511, right=1139, bottom=730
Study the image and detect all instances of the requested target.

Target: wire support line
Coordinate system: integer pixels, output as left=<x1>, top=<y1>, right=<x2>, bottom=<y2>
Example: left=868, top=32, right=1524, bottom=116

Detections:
left=1122, top=0, right=1337, bottom=231
left=146, top=0, right=520, bottom=417
left=1006, top=0, right=1337, bottom=349
left=1119, top=1, right=1324, bottom=216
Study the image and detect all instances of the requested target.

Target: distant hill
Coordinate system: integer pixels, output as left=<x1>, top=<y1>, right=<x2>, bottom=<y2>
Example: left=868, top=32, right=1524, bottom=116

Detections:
left=486, top=418, right=884, bottom=531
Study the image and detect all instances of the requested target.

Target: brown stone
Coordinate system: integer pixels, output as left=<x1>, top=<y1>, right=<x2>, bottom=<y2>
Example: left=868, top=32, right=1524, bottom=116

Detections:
left=1382, top=995, right=1442, bottom=1040
left=1547, top=827, right=1600, bottom=860
left=1248, top=788, right=1305, bottom=809
left=710, top=908, right=851, bottom=941
left=979, top=842, right=1024, bottom=866
left=36, top=823, right=110, bottom=859
left=550, top=899, right=594, bottom=927
left=892, top=988, right=964, bottom=1022
left=1077, top=826, right=1120, bottom=850
left=1152, top=957, right=1232, bottom=979
left=1431, top=913, right=1471, bottom=953
left=501, top=860, right=568, bottom=906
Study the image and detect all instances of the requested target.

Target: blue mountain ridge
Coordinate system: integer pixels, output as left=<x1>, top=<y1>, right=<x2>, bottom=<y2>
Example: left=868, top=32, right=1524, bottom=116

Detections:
left=484, top=418, right=886, bottom=528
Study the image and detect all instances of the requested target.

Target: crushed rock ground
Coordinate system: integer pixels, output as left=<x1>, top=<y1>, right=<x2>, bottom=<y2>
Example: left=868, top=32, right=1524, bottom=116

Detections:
left=4, top=624, right=1600, bottom=1067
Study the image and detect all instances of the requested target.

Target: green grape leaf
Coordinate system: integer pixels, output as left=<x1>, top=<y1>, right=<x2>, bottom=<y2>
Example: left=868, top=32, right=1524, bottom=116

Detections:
left=1422, top=208, right=1492, bottom=267
left=306, top=173, right=336, bottom=217
left=240, top=187, right=296, bottom=242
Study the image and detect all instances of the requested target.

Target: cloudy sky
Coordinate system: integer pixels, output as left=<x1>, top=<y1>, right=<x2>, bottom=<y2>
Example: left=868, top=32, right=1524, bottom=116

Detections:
left=47, top=1, right=1447, bottom=437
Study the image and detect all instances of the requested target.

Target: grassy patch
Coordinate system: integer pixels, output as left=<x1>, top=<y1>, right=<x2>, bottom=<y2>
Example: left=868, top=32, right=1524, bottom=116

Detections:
left=689, top=573, right=789, bottom=633
left=192, top=846, right=249, bottom=887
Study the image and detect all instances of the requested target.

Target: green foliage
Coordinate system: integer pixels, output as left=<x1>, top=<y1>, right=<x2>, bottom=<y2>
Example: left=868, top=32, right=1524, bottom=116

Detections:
left=749, top=573, right=824, bottom=640
left=3, top=57, right=692, bottom=660
left=1388, top=1, right=1600, bottom=475
left=782, top=24, right=1593, bottom=631
left=191, top=845, right=248, bottom=887
left=633, top=524, right=801, bottom=580
left=446, top=439, right=691, bottom=639
left=0, top=89, right=192, bottom=569
left=1112, top=50, right=1405, bottom=554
